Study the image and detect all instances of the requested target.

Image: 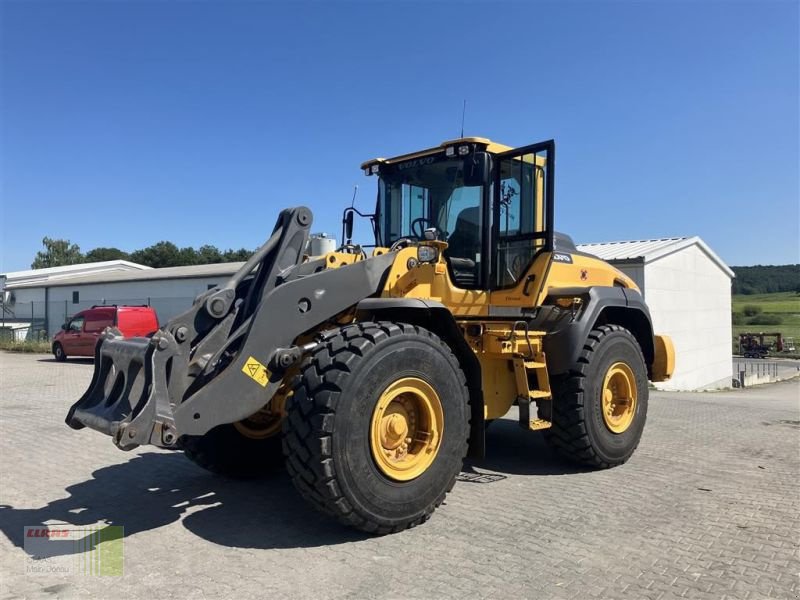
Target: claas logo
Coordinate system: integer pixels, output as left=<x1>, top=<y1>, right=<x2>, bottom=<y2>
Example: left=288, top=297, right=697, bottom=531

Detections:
left=26, top=528, right=69, bottom=538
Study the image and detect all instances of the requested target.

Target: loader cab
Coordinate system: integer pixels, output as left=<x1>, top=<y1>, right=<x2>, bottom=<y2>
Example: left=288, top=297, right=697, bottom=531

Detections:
left=363, top=138, right=554, bottom=291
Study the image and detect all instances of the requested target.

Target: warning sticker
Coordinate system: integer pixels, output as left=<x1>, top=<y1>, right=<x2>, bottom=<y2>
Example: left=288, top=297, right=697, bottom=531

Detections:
left=242, top=356, right=270, bottom=387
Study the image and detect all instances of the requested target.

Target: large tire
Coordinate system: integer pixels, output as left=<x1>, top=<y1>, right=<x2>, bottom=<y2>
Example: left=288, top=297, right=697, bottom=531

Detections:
left=181, top=422, right=284, bottom=478
left=53, top=343, right=66, bottom=362
left=283, top=321, right=470, bottom=534
left=545, top=324, right=648, bottom=468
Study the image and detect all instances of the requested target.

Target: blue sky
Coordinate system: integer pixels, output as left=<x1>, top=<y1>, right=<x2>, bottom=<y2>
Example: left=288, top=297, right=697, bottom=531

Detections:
left=1, top=0, right=798, bottom=272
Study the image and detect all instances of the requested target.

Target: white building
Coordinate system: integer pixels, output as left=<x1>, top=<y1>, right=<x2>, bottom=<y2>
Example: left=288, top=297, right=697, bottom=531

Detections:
left=577, top=237, right=734, bottom=391
left=2, top=262, right=241, bottom=338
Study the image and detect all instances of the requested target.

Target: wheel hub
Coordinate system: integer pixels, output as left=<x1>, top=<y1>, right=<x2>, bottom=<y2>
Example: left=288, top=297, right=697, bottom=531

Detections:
left=381, top=412, right=409, bottom=450
left=601, top=362, right=637, bottom=434
left=370, top=377, right=443, bottom=481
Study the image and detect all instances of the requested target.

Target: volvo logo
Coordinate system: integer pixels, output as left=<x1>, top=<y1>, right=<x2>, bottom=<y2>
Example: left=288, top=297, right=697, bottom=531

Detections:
left=397, top=157, right=435, bottom=171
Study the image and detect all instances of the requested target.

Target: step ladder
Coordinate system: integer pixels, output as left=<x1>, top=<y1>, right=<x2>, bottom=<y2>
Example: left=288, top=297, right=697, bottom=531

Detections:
left=513, top=354, right=552, bottom=431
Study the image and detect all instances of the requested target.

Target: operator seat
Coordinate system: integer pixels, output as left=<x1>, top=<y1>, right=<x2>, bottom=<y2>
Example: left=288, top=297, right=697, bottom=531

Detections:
left=445, top=207, right=480, bottom=288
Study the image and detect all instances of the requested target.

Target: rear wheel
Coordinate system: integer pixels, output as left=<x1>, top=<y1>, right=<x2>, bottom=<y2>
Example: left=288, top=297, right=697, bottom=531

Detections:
left=181, top=394, right=286, bottom=478
left=545, top=325, right=648, bottom=468
left=283, top=321, right=470, bottom=534
left=53, top=343, right=66, bottom=362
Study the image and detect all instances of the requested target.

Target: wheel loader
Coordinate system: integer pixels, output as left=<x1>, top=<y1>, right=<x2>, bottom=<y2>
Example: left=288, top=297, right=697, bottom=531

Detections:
left=66, top=137, right=675, bottom=534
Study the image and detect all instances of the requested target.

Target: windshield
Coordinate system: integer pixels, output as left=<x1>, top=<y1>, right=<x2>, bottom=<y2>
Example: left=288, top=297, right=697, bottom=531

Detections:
left=376, top=156, right=483, bottom=249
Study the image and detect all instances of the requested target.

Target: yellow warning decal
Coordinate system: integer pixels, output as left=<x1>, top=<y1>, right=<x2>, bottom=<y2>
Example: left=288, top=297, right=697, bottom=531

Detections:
left=242, top=356, right=270, bottom=387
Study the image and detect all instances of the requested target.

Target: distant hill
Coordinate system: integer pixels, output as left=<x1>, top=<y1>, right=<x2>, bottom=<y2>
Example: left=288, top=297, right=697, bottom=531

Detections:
left=731, top=264, right=800, bottom=295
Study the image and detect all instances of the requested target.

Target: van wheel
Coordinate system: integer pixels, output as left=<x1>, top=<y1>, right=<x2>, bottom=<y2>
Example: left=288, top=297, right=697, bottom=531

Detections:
left=53, top=343, right=67, bottom=362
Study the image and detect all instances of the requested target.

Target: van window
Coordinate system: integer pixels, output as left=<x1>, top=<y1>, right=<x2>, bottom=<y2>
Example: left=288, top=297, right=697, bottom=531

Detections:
left=68, top=317, right=85, bottom=332
left=85, top=314, right=113, bottom=333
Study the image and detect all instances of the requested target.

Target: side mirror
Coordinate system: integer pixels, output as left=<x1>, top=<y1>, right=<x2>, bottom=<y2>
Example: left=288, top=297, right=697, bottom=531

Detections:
left=61, top=323, right=67, bottom=331
left=463, top=151, right=491, bottom=187
left=344, top=210, right=355, bottom=243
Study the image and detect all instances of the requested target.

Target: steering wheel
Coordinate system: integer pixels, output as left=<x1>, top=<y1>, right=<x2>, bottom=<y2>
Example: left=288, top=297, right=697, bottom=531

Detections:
left=510, top=254, right=527, bottom=280
left=410, top=217, right=436, bottom=239
left=389, top=238, right=415, bottom=251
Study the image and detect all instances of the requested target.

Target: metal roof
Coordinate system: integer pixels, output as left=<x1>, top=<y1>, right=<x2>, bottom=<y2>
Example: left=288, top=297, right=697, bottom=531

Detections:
left=5, top=262, right=244, bottom=289
left=577, top=236, right=734, bottom=278
left=1, top=260, right=151, bottom=287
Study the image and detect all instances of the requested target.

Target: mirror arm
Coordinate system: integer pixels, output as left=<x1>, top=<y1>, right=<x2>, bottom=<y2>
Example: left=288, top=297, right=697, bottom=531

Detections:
left=341, top=206, right=378, bottom=246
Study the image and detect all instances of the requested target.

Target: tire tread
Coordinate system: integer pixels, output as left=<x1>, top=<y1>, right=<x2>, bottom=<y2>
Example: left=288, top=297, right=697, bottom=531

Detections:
left=545, top=324, right=646, bottom=469
left=283, top=321, right=469, bottom=534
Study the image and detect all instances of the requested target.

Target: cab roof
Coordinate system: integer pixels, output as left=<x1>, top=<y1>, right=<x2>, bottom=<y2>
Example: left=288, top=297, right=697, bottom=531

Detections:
left=360, top=137, right=515, bottom=170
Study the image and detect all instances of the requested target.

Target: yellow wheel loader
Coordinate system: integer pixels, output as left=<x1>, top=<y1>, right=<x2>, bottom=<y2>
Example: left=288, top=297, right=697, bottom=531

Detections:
left=66, top=137, right=675, bottom=534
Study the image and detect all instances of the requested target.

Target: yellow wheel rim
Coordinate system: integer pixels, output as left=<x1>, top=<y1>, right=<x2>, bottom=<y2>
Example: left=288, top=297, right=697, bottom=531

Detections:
left=370, top=377, right=444, bottom=482
left=601, top=362, right=637, bottom=434
left=233, top=392, right=288, bottom=440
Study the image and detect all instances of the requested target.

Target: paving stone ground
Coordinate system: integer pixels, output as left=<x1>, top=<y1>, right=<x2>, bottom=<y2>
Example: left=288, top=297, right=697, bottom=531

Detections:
left=0, top=351, right=798, bottom=600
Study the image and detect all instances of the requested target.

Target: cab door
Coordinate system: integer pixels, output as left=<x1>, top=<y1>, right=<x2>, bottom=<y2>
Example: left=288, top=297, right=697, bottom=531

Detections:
left=62, top=316, right=85, bottom=354
left=489, top=140, right=555, bottom=306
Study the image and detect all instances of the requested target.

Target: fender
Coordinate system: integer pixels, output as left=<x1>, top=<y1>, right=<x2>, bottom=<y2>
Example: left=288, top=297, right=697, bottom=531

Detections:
left=356, top=298, right=486, bottom=459
left=536, top=286, right=655, bottom=377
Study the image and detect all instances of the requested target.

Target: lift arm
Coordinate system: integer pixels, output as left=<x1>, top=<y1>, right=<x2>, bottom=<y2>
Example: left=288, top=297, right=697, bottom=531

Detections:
left=66, top=207, right=395, bottom=450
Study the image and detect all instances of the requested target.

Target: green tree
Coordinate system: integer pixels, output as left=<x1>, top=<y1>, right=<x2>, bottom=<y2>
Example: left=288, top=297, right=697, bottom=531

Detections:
left=222, top=248, right=253, bottom=261
left=129, top=241, right=182, bottom=268
left=177, top=246, right=200, bottom=266
left=31, top=237, right=84, bottom=269
left=732, top=264, right=800, bottom=294
left=84, top=247, right=130, bottom=262
left=197, top=245, right=223, bottom=264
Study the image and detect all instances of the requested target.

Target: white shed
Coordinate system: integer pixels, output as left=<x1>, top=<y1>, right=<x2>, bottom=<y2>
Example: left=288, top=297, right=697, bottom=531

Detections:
left=577, top=237, right=734, bottom=391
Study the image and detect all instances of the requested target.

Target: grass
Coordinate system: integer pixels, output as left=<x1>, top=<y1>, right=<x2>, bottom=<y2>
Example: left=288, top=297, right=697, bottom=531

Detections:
left=732, top=291, right=800, bottom=356
left=0, top=340, right=52, bottom=353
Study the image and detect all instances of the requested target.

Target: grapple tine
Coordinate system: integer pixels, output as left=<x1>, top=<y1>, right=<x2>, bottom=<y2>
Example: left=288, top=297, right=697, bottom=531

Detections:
left=65, top=330, right=178, bottom=450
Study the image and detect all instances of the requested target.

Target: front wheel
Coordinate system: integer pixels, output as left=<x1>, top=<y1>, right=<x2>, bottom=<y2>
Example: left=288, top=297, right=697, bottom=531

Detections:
left=181, top=397, right=286, bottom=478
left=53, top=343, right=66, bottom=362
left=283, top=321, right=470, bottom=534
left=545, top=325, right=648, bottom=468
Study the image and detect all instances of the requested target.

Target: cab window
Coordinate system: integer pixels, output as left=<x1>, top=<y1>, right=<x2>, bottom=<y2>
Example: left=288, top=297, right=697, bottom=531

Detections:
left=493, top=151, right=547, bottom=288
left=377, top=157, right=484, bottom=289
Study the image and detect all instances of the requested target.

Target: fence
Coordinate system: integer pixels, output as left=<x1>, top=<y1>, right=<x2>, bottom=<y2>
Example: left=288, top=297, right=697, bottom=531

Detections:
left=0, top=297, right=199, bottom=340
left=733, top=361, right=779, bottom=378
left=732, top=360, right=783, bottom=388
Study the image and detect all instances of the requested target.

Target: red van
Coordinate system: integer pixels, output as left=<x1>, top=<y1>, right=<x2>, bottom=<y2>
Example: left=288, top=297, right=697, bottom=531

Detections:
left=52, top=305, right=159, bottom=361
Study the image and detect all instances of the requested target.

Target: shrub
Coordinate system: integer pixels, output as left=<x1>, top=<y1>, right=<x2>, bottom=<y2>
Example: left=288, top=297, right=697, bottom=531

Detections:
left=0, top=340, right=52, bottom=353
left=732, top=312, right=746, bottom=325
left=747, top=315, right=782, bottom=326
left=742, top=305, right=762, bottom=317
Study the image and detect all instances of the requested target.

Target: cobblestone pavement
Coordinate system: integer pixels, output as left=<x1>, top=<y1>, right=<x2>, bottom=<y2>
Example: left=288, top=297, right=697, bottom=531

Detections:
left=1, top=352, right=798, bottom=600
